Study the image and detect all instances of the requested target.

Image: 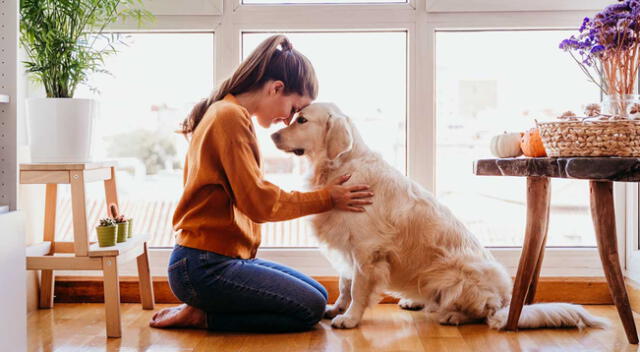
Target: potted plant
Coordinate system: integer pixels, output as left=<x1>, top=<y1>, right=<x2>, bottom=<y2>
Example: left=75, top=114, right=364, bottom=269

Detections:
left=96, top=217, right=117, bottom=247
left=114, top=214, right=129, bottom=243
left=127, top=216, right=134, bottom=238
left=19, top=0, right=152, bottom=162
left=559, top=0, right=640, bottom=117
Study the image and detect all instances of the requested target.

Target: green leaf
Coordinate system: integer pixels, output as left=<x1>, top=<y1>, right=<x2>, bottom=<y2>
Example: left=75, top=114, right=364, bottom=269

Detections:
left=19, top=0, right=155, bottom=98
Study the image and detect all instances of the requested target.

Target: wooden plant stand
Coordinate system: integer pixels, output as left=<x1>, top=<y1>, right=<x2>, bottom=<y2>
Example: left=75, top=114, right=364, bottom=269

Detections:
left=21, top=162, right=155, bottom=338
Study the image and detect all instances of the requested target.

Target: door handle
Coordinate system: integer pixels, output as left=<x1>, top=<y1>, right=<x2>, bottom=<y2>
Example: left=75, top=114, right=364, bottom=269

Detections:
left=0, top=94, right=9, bottom=104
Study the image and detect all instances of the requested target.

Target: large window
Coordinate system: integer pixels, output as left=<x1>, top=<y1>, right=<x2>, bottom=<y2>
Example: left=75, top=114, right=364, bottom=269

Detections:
left=30, top=1, right=619, bottom=277
left=60, top=33, right=215, bottom=247
left=435, top=30, right=598, bottom=247
left=243, top=31, right=407, bottom=247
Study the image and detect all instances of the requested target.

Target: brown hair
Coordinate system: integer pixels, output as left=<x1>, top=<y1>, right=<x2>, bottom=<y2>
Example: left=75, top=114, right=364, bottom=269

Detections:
left=180, top=35, right=319, bottom=136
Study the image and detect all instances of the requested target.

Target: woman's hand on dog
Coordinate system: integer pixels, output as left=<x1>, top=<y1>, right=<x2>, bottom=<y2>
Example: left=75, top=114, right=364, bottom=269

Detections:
left=327, top=174, right=373, bottom=212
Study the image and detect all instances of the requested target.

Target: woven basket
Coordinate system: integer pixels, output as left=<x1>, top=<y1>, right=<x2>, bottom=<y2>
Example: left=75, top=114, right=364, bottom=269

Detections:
left=537, top=119, right=640, bottom=157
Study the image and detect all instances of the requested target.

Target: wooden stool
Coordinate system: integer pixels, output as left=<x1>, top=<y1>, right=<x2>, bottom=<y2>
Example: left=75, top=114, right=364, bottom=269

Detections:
left=474, top=157, right=639, bottom=344
left=21, top=162, right=155, bottom=338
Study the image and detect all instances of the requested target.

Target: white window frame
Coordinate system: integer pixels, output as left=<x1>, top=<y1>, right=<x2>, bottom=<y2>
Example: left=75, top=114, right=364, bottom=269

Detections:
left=426, top=0, right=613, bottom=13
left=96, top=0, right=629, bottom=278
left=140, top=0, right=223, bottom=16
left=626, top=184, right=640, bottom=281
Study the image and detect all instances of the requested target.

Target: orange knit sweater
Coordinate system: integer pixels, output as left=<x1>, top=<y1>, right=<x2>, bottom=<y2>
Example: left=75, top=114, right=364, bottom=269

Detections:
left=173, top=94, right=333, bottom=259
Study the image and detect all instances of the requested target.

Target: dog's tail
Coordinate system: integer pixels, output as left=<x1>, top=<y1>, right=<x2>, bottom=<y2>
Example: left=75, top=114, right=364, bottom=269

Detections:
left=486, top=303, right=609, bottom=330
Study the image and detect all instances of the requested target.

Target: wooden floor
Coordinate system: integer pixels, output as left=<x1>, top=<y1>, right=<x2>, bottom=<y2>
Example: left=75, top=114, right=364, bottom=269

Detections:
left=28, top=304, right=640, bottom=352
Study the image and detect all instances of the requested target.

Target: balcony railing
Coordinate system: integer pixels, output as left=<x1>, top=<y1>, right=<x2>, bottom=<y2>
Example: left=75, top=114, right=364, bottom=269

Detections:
left=54, top=198, right=318, bottom=248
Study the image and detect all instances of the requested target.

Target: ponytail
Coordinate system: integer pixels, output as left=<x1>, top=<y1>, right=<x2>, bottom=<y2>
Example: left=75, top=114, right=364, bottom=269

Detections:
left=180, top=35, right=319, bottom=136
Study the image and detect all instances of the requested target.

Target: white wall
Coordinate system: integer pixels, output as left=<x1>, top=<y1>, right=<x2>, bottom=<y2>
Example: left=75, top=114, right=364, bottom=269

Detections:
left=0, top=211, right=27, bottom=352
left=0, top=0, right=26, bottom=349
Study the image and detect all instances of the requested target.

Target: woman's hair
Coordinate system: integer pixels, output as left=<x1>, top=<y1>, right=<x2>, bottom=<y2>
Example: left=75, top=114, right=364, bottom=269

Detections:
left=180, top=35, right=319, bottom=136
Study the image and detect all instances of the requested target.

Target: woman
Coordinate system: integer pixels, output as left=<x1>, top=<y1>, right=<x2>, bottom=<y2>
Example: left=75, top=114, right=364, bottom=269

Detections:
left=149, top=35, right=373, bottom=332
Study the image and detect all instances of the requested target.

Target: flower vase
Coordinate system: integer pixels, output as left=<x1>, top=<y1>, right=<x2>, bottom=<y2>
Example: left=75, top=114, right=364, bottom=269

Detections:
left=602, top=94, right=640, bottom=118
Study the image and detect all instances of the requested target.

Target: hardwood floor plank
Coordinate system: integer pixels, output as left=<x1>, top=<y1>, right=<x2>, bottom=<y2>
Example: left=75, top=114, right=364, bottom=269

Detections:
left=27, top=304, right=640, bottom=351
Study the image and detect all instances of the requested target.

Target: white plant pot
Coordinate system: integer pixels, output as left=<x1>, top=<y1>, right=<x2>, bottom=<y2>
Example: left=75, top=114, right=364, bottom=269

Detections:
left=26, top=98, right=96, bottom=163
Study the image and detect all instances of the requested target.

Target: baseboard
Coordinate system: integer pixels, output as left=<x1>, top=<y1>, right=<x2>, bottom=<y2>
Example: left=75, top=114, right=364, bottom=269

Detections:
left=53, top=276, right=613, bottom=305
left=626, top=278, right=640, bottom=313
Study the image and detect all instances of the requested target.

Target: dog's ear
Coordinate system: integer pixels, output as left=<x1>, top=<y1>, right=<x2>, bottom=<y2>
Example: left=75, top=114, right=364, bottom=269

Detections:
left=325, top=114, right=353, bottom=161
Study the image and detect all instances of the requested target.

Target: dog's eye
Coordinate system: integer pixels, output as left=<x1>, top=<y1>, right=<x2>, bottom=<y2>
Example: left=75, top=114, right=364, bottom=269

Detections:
left=296, top=116, right=308, bottom=124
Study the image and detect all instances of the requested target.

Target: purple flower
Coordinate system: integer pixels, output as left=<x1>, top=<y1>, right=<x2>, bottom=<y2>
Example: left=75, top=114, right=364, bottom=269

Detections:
left=559, top=38, right=580, bottom=50
left=560, top=0, right=640, bottom=95
left=603, top=3, right=631, bottom=15
left=629, top=0, right=640, bottom=12
left=580, top=17, right=591, bottom=32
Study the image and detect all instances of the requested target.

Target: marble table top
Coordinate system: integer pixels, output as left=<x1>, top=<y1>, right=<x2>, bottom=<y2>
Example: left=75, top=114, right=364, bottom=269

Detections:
left=473, top=157, right=640, bottom=182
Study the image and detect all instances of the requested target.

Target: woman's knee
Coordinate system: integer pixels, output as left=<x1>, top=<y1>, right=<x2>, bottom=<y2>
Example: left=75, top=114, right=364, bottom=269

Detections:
left=298, top=289, right=327, bottom=328
left=317, top=284, right=329, bottom=300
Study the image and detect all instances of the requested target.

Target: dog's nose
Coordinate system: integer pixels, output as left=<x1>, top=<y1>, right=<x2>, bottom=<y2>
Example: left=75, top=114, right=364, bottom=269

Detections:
left=271, top=132, right=281, bottom=143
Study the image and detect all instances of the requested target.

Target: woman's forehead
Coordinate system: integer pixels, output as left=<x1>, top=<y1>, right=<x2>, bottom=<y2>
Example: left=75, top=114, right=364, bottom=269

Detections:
left=296, top=95, right=313, bottom=108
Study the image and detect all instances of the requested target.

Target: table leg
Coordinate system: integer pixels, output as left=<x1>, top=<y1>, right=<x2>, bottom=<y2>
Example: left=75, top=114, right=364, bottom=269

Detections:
left=102, top=256, right=122, bottom=338
left=506, top=176, right=551, bottom=330
left=136, top=242, right=155, bottom=310
left=40, top=184, right=57, bottom=309
left=590, top=181, right=638, bottom=344
left=70, top=171, right=89, bottom=257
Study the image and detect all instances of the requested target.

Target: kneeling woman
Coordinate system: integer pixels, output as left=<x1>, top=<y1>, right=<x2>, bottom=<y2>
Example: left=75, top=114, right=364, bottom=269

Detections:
left=149, top=35, right=373, bottom=332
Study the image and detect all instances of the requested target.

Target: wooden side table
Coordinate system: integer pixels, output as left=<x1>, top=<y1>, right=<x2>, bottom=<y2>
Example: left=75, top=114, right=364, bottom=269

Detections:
left=474, top=157, right=639, bottom=344
left=21, top=162, right=155, bottom=338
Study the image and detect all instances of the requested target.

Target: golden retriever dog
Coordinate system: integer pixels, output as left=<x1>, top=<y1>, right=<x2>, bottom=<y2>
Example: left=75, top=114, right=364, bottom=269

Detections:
left=271, top=102, right=608, bottom=330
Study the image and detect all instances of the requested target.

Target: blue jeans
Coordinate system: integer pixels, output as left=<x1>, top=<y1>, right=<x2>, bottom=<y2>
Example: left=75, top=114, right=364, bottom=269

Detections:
left=167, top=245, right=328, bottom=332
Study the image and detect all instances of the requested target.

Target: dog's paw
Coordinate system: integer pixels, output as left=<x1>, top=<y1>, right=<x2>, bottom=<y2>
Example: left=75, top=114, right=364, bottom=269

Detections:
left=331, top=314, right=360, bottom=329
left=486, top=309, right=507, bottom=330
left=424, top=303, right=439, bottom=313
left=438, top=311, right=469, bottom=326
left=324, top=304, right=346, bottom=319
left=398, top=298, right=425, bottom=311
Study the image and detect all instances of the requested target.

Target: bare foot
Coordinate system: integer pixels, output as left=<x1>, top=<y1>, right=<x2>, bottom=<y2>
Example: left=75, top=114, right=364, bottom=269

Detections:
left=149, top=304, right=207, bottom=329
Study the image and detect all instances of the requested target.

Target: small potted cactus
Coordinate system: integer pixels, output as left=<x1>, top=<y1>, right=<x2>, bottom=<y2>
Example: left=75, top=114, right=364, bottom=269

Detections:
left=127, top=216, right=134, bottom=238
left=96, top=218, right=117, bottom=247
left=110, top=204, right=128, bottom=243
left=114, top=214, right=129, bottom=243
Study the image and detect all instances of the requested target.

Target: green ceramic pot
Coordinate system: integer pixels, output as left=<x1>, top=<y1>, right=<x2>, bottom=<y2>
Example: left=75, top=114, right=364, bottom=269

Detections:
left=96, top=225, right=117, bottom=247
left=127, top=218, right=133, bottom=238
left=116, top=222, right=129, bottom=243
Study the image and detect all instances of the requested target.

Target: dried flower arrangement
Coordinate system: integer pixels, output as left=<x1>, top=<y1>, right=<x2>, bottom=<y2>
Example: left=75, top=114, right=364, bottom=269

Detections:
left=560, top=0, right=640, bottom=116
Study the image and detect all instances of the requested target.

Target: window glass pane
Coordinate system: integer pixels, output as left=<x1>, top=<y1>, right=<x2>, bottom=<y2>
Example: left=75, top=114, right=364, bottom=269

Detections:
left=61, top=33, right=215, bottom=248
left=244, top=0, right=405, bottom=4
left=243, top=31, right=407, bottom=247
left=436, top=30, right=598, bottom=247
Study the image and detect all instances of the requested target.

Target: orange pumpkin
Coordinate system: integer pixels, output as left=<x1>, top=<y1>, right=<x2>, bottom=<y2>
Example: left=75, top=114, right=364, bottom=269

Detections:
left=520, top=128, right=547, bottom=157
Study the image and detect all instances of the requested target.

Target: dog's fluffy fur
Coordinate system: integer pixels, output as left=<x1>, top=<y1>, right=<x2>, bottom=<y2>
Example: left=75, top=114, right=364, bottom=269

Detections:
left=272, top=103, right=608, bottom=330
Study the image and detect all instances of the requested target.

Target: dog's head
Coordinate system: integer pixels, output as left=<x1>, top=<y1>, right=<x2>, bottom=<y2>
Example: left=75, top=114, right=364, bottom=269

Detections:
left=271, top=102, right=353, bottom=162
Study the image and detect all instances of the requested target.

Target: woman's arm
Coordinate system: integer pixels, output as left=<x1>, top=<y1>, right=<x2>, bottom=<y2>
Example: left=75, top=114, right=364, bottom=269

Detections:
left=212, top=109, right=331, bottom=223
left=210, top=105, right=372, bottom=223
